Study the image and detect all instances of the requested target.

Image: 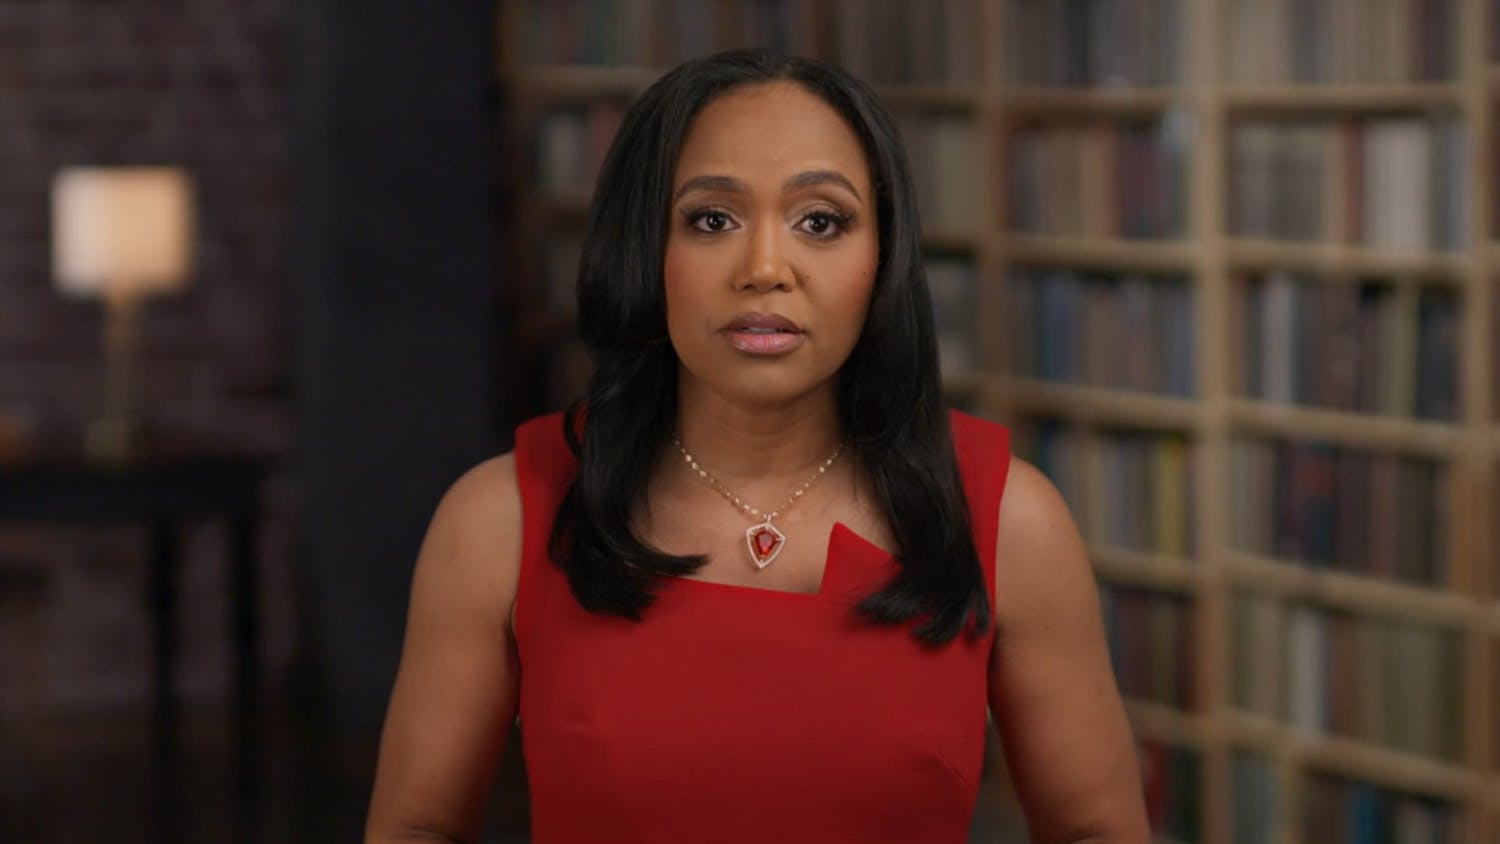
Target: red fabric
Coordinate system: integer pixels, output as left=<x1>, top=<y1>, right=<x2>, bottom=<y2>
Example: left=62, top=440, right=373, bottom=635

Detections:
left=513, top=410, right=1010, bottom=843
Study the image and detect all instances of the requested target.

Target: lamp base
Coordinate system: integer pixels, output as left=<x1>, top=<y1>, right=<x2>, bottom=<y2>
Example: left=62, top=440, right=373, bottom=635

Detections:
left=86, top=415, right=138, bottom=463
left=91, top=287, right=143, bottom=464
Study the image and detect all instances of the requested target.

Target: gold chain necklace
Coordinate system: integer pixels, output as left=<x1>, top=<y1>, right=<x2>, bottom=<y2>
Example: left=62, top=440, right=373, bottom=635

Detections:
left=671, top=434, right=844, bottom=569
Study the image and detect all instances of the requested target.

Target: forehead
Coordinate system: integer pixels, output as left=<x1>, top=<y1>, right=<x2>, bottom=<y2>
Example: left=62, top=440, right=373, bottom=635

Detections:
left=673, top=81, right=870, bottom=189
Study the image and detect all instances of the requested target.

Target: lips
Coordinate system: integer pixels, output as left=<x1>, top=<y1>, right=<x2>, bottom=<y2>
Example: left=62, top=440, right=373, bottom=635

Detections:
left=720, top=312, right=805, bottom=355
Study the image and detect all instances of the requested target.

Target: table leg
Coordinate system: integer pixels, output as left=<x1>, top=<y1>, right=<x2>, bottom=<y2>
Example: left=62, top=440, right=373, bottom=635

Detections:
left=229, top=511, right=262, bottom=823
left=147, top=518, right=179, bottom=760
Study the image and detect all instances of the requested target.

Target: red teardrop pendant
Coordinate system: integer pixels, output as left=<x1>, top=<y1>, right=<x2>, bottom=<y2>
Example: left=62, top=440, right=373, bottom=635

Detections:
left=745, top=521, right=785, bottom=569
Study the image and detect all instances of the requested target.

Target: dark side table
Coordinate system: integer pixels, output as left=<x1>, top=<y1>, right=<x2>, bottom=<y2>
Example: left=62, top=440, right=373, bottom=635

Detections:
left=0, top=452, right=273, bottom=774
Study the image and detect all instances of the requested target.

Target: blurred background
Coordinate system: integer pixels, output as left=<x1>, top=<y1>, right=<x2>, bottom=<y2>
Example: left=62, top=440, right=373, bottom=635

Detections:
left=1, top=0, right=1497, bottom=842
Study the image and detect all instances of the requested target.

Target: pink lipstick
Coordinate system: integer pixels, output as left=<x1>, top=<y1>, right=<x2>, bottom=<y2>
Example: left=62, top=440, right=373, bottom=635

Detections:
left=721, top=312, right=805, bottom=355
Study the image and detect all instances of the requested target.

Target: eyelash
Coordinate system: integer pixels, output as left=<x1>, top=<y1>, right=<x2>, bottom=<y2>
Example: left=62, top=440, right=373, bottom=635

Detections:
left=682, top=206, right=853, bottom=239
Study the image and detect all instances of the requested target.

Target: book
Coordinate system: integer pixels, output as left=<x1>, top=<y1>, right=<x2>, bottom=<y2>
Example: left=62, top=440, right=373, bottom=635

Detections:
left=898, top=112, right=979, bottom=234
left=1229, top=122, right=1326, bottom=241
left=925, top=256, right=979, bottom=375
left=1007, top=268, right=1194, bottom=397
left=1230, top=751, right=1277, bottom=844
left=1284, top=603, right=1328, bottom=732
left=1003, top=0, right=1183, bottom=87
left=1237, top=274, right=1458, bottom=419
left=1008, top=115, right=1187, bottom=239
left=1302, top=771, right=1462, bottom=843
left=1229, top=436, right=1450, bottom=583
left=1224, top=0, right=1456, bottom=83
left=1137, top=739, right=1201, bottom=839
left=1363, top=118, right=1433, bottom=253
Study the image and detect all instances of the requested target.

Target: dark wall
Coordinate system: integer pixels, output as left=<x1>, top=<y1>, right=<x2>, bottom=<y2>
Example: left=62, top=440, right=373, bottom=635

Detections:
left=0, top=0, right=296, bottom=710
left=0, top=2, right=292, bottom=456
left=295, top=0, right=501, bottom=732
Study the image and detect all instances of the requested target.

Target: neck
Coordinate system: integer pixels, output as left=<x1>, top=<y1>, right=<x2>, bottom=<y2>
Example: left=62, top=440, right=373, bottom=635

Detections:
left=673, top=377, right=843, bottom=485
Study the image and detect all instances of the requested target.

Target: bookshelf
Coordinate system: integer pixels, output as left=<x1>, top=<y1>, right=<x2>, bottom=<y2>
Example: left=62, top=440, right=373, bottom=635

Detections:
left=494, top=0, right=1499, bottom=841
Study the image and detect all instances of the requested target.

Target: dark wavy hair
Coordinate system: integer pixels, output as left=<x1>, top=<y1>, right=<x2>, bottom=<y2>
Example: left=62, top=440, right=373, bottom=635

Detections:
left=548, top=48, right=990, bottom=645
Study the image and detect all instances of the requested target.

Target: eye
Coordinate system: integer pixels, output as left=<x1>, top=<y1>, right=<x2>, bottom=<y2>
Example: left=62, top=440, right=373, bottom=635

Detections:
left=686, top=208, right=738, bottom=233
left=796, top=210, right=849, bottom=239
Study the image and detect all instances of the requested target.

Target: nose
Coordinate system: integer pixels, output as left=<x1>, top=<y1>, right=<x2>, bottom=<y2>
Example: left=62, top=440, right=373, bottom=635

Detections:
left=737, top=220, right=794, bottom=293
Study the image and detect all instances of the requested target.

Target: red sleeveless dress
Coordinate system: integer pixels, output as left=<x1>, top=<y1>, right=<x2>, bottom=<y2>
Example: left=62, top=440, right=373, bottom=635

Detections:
left=512, top=409, right=1010, bottom=843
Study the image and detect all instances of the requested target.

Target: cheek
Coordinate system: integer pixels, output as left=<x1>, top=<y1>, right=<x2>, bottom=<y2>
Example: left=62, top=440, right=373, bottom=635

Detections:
left=662, top=244, right=709, bottom=340
left=832, top=258, right=878, bottom=333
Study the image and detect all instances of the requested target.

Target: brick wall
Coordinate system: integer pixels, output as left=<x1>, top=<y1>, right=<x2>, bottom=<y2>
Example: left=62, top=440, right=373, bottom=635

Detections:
left=0, top=0, right=295, bottom=715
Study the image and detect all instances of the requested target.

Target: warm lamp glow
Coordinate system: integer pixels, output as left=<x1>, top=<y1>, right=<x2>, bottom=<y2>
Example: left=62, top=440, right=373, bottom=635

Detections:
left=50, top=166, right=196, bottom=461
left=52, top=167, right=195, bottom=298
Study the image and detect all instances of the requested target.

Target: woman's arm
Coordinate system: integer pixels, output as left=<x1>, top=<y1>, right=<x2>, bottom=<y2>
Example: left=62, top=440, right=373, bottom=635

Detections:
left=988, top=458, right=1151, bottom=844
left=365, top=455, right=524, bottom=843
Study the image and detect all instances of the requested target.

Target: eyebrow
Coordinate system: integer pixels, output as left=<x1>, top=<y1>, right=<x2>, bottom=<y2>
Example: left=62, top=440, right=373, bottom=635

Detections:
left=783, top=169, right=862, bottom=202
left=672, top=169, right=863, bottom=203
left=673, top=174, right=748, bottom=200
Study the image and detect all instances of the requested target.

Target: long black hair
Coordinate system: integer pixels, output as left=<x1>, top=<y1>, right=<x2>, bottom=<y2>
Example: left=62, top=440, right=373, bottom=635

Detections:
left=548, top=48, right=990, bottom=645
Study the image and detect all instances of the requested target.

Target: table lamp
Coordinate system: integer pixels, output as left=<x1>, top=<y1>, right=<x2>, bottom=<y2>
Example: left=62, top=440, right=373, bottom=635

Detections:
left=52, top=167, right=195, bottom=462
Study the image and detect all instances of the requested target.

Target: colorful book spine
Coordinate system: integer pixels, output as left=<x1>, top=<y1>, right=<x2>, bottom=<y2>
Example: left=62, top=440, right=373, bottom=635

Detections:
left=533, top=100, right=628, bottom=191
left=898, top=113, right=980, bottom=235
left=1006, top=269, right=1194, bottom=396
left=1229, top=117, right=1468, bottom=249
left=833, top=0, right=978, bottom=85
left=1002, top=0, right=1183, bottom=87
left=1137, top=739, right=1201, bottom=841
left=1014, top=420, right=1195, bottom=558
left=925, top=255, right=979, bottom=376
left=1302, top=770, right=1463, bottom=843
left=1230, top=436, right=1450, bottom=585
left=524, top=0, right=651, bottom=66
left=1225, top=0, right=1457, bottom=83
left=1100, top=584, right=1194, bottom=710
left=1008, top=114, right=1189, bottom=239
left=1231, top=751, right=1277, bottom=844
left=1230, top=593, right=1465, bottom=762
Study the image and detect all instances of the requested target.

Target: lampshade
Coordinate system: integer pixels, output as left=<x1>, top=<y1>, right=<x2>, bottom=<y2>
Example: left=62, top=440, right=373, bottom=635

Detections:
left=51, top=167, right=195, bottom=298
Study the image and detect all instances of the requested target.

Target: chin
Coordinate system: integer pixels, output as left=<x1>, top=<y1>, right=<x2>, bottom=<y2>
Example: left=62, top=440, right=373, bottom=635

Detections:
left=683, top=362, right=839, bottom=409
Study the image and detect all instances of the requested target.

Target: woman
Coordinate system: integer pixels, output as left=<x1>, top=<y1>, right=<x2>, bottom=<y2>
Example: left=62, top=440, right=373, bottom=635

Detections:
left=367, top=49, right=1148, bottom=843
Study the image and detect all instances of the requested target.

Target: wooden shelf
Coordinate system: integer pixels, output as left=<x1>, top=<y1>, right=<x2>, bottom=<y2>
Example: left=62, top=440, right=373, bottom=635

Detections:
left=1090, top=546, right=1202, bottom=594
left=876, top=84, right=980, bottom=110
left=1124, top=699, right=1207, bottom=748
left=511, top=64, right=660, bottom=98
left=999, top=86, right=1188, bottom=114
left=1221, top=82, right=1464, bottom=112
left=501, top=2, right=1500, bottom=837
left=990, top=375, right=1200, bottom=431
left=1225, top=712, right=1481, bottom=801
left=1226, top=399, right=1465, bottom=457
left=921, top=229, right=981, bottom=252
left=1226, top=238, right=1469, bottom=280
left=1220, top=550, right=1476, bottom=628
left=999, top=234, right=1197, bottom=271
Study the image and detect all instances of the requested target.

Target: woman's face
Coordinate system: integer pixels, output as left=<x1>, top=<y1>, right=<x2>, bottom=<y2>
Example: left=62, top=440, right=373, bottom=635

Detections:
left=663, top=80, right=879, bottom=410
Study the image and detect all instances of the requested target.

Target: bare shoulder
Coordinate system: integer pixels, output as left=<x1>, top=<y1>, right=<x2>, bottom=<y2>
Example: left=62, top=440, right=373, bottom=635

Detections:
left=434, top=453, right=521, bottom=528
left=991, top=456, right=1093, bottom=626
left=408, top=453, right=524, bottom=629
left=996, top=457, right=1078, bottom=544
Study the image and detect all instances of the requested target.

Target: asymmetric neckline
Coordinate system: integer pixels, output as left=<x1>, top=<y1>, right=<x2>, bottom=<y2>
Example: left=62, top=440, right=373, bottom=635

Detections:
left=510, top=408, right=1011, bottom=844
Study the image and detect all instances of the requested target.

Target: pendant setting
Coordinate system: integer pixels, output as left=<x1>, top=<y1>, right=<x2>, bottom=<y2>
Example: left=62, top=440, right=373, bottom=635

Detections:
left=746, top=520, right=786, bottom=569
